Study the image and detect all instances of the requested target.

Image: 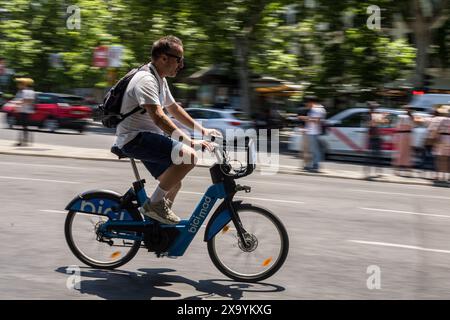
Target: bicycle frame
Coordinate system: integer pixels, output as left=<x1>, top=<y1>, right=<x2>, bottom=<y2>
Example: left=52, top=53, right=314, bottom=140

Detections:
left=66, top=164, right=244, bottom=257
left=64, top=139, right=289, bottom=282
left=66, top=139, right=255, bottom=257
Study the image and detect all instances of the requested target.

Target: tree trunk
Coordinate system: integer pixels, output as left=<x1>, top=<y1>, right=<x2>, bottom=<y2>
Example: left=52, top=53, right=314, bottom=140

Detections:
left=408, top=0, right=449, bottom=88
left=234, top=0, right=269, bottom=116
left=413, top=24, right=431, bottom=87
left=235, top=35, right=251, bottom=115
left=411, top=0, right=432, bottom=88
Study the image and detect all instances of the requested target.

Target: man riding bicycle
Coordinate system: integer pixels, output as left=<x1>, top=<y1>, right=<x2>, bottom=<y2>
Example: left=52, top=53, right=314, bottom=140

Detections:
left=114, top=36, right=221, bottom=225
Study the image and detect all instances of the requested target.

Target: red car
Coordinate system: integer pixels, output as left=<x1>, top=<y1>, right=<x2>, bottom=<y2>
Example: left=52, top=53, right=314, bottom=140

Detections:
left=3, top=92, right=92, bottom=133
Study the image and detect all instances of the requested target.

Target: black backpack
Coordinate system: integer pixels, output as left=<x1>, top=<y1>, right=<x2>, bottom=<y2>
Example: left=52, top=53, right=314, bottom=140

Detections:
left=94, top=64, right=158, bottom=128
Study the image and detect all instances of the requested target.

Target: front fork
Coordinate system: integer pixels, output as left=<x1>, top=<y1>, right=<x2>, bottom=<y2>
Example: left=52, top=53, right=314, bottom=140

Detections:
left=226, top=184, right=252, bottom=248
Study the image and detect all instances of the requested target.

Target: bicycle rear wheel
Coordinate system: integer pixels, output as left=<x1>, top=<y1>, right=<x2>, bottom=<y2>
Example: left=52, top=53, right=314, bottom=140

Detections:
left=207, top=204, right=289, bottom=282
left=65, top=205, right=143, bottom=270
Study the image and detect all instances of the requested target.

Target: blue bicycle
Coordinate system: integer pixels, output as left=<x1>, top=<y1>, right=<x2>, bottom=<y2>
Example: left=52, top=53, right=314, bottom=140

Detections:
left=64, top=138, right=289, bottom=282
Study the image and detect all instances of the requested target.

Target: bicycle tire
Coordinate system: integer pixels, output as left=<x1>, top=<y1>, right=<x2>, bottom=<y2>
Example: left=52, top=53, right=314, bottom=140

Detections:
left=207, top=204, right=289, bottom=282
left=65, top=193, right=143, bottom=269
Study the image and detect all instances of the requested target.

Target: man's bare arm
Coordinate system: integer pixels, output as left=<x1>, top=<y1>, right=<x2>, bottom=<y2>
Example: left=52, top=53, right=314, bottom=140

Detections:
left=166, top=103, right=205, bottom=134
left=144, top=104, right=192, bottom=144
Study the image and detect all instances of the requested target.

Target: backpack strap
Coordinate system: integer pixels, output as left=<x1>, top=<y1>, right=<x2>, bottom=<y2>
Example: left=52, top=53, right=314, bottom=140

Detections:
left=121, top=105, right=143, bottom=119
left=120, top=64, right=161, bottom=120
left=140, top=64, right=161, bottom=95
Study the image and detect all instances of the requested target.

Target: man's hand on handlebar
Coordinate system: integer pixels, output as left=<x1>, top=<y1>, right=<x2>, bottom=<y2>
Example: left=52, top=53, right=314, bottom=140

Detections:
left=202, top=128, right=223, bottom=139
left=192, top=139, right=215, bottom=152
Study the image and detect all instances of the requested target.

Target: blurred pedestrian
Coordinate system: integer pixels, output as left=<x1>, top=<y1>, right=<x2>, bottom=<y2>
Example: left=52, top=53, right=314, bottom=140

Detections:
left=364, top=101, right=384, bottom=179
left=420, top=108, right=439, bottom=179
left=14, top=78, right=35, bottom=146
left=392, top=106, right=415, bottom=176
left=428, top=105, right=450, bottom=184
left=299, top=96, right=326, bottom=173
left=297, top=106, right=311, bottom=169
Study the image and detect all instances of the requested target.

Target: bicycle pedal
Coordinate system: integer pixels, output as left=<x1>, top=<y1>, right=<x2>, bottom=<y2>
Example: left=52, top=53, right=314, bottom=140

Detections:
left=155, top=252, right=178, bottom=259
left=236, top=185, right=251, bottom=193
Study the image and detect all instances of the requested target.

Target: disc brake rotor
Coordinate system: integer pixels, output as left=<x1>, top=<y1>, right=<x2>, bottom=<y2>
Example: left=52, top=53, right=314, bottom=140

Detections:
left=238, top=233, right=258, bottom=252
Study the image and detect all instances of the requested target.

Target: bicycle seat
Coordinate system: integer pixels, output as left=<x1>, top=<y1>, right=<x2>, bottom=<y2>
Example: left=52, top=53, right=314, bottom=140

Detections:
left=111, top=146, right=128, bottom=159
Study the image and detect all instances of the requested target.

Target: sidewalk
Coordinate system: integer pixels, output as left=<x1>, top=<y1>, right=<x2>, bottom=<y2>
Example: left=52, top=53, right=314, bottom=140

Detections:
left=0, top=138, right=442, bottom=187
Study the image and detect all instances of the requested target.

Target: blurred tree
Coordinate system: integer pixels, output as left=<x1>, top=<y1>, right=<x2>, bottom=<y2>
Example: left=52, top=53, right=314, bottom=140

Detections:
left=399, top=0, right=449, bottom=87
left=186, top=0, right=285, bottom=115
left=0, top=0, right=130, bottom=91
left=251, top=1, right=416, bottom=101
left=361, top=0, right=450, bottom=87
left=0, top=0, right=446, bottom=109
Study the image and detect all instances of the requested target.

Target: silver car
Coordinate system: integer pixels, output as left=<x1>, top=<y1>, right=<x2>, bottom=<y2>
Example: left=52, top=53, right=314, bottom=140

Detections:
left=173, top=107, right=254, bottom=143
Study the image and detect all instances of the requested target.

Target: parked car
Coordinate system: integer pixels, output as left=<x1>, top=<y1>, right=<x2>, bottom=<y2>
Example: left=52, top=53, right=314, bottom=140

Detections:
left=288, top=108, right=431, bottom=159
left=172, top=107, right=254, bottom=144
left=3, top=92, right=92, bottom=133
left=409, top=93, right=450, bottom=113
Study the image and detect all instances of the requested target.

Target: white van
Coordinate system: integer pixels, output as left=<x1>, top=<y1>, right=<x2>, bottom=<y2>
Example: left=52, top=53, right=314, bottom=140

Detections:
left=288, top=108, right=430, bottom=158
left=409, top=93, right=450, bottom=113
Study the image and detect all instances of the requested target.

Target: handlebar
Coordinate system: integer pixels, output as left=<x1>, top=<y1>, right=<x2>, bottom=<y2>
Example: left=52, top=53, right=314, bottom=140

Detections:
left=208, top=135, right=256, bottom=179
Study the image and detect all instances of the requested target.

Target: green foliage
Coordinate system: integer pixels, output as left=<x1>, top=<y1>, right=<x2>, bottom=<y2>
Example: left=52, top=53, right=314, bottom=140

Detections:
left=2, top=0, right=444, bottom=101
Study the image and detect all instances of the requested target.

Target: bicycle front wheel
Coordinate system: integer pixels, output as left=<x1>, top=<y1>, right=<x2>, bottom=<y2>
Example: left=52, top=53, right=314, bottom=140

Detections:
left=207, top=204, right=289, bottom=282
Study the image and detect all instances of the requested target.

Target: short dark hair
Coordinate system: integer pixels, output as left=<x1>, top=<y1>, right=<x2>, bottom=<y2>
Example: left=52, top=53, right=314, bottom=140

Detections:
left=151, top=36, right=183, bottom=60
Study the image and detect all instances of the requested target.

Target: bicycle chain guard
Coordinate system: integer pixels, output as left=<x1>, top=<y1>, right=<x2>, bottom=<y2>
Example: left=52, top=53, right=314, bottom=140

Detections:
left=143, top=225, right=179, bottom=255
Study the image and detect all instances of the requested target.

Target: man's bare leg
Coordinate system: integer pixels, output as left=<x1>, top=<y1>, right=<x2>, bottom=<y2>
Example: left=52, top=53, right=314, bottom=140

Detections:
left=159, top=180, right=181, bottom=203
left=140, top=146, right=197, bottom=224
left=152, top=144, right=197, bottom=202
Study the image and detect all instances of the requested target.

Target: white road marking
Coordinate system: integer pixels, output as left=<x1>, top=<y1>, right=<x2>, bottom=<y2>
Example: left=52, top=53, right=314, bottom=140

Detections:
left=239, top=196, right=305, bottom=205
left=350, top=189, right=450, bottom=200
left=0, top=176, right=79, bottom=184
left=188, top=175, right=448, bottom=196
left=179, top=191, right=304, bottom=204
left=0, top=161, right=88, bottom=170
left=187, top=175, right=299, bottom=188
left=348, top=240, right=450, bottom=254
left=360, top=207, right=450, bottom=219
left=40, top=209, right=66, bottom=214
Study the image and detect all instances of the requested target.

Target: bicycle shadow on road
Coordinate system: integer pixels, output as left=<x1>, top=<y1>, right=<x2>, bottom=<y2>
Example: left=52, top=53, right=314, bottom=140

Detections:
left=55, top=267, right=285, bottom=300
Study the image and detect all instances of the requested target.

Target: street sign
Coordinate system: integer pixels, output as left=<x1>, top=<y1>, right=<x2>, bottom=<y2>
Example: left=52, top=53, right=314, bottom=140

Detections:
left=108, top=45, right=123, bottom=68
left=93, top=46, right=109, bottom=68
left=49, top=53, right=63, bottom=68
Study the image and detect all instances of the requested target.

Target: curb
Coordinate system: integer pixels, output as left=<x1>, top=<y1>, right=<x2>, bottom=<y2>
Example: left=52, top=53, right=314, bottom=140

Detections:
left=0, top=149, right=437, bottom=187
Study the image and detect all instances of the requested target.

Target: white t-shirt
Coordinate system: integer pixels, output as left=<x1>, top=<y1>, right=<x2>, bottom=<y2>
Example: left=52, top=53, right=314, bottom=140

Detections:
left=306, top=104, right=326, bottom=135
left=15, top=89, right=35, bottom=114
left=114, top=63, right=176, bottom=148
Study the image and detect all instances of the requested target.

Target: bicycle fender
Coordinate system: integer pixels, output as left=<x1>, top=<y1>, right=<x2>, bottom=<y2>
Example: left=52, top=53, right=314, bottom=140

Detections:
left=65, top=189, right=135, bottom=221
left=204, top=200, right=243, bottom=242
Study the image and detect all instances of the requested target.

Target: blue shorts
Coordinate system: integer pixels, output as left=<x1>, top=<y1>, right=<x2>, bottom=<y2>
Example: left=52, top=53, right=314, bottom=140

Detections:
left=121, top=132, right=177, bottom=179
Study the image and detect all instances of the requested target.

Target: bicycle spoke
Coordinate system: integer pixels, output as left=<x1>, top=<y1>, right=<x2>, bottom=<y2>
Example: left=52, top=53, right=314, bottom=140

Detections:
left=68, top=210, right=140, bottom=267
left=208, top=205, right=288, bottom=282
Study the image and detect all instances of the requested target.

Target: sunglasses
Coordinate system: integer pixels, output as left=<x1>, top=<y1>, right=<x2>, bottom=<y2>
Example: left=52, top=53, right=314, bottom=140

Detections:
left=165, top=52, right=184, bottom=64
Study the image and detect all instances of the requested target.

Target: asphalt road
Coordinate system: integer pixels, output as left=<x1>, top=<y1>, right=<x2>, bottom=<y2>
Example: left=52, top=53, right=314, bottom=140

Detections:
left=0, top=154, right=449, bottom=299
